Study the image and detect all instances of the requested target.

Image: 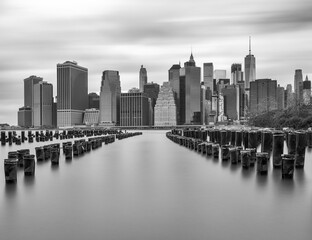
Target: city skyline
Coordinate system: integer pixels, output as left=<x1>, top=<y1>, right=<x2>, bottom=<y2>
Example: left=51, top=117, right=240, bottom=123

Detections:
left=1, top=0, right=312, bottom=124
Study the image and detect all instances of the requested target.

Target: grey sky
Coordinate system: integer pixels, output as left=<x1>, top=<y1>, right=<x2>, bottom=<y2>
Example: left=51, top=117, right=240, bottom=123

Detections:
left=1, top=0, right=312, bottom=124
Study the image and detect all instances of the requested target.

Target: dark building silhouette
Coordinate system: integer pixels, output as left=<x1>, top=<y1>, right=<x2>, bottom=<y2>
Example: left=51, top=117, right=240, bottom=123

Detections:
left=277, top=85, right=285, bottom=110
left=144, top=82, right=160, bottom=125
left=231, top=63, right=243, bottom=85
left=222, top=85, right=240, bottom=120
left=250, top=79, right=277, bottom=114
left=179, top=53, right=201, bottom=125
left=18, top=106, right=32, bottom=128
left=57, top=61, right=88, bottom=127
left=294, top=69, right=303, bottom=103
left=120, top=92, right=150, bottom=126
left=303, top=76, right=311, bottom=105
left=244, top=37, right=256, bottom=89
left=139, top=65, right=147, bottom=92
left=88, top=93, right=100, bottom=109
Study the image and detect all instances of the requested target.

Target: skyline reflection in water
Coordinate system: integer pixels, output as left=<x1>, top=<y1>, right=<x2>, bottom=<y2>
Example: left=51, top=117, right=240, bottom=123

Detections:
left=0, top=130, right=311, bottom=240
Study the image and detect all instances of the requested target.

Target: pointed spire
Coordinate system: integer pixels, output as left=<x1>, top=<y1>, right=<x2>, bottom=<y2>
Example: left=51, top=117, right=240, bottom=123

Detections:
left=249, top=36, right=251, bottom=55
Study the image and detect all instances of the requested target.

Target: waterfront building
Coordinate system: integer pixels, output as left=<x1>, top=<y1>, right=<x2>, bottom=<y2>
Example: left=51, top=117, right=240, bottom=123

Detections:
left=99, top=71, right=121, bottom=125
left=18, top=106, right=32, bottom=128
left=277, top=85, right=285, bottom=110
left=179, top=53, right=201, bottom=125
left=285, top=84, right=294, bottom=108
left=154, top=82, right=177, bottom=126
left=23, top=75, right=43, bottom=126
left=52, top=99, right=57, bottom=128
left=139, top=65, right=147, bottom=92
left=303, top=76, right=311, bottom=105
left=168, top=64, right=181, bottom=124
left=33, top=81, right=53, bottom=127
left=88, top=93, right=100, bottom=109
left=231, top=63, right=243, bottom=85
left=222, top=85, right=240, bottom=120
left=203, top=63, right=214, bottom=92
left=294, top=69, right=303, bottom=103
left=83, top=109, right=100, bottom=125
left=250, top=79, right=277, bottom=114
left=244, top=37, right=256, bottom=89
left=144, top=82, right=160, bottom=125
left=57, top=61, right=88, bottom=127
left=120, top=92, right=150, bottom=126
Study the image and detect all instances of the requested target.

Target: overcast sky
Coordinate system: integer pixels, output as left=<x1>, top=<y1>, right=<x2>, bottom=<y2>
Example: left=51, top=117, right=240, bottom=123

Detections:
left=1, top=0, right=312, bottom=124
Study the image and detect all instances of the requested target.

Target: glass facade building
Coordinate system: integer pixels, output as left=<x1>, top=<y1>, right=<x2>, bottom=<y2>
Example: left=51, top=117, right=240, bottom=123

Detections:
left=57, top=61, right=88, bottom=127
left=99, top=70, right=121, bottom=125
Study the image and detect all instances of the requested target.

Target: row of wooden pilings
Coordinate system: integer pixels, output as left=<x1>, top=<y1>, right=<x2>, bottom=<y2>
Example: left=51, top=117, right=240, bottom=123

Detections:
left=167, top=128, right=312, bottom=179
left=0, top=129, right=122, bottom=146
left=4, top=132, right=142, bottom=183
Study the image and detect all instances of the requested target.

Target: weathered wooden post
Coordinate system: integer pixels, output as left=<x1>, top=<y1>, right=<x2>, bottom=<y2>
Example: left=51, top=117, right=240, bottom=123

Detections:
left=24, top=154, right=35, bottom=176
left=256, top=152, right=269, bottom=175
left=241, top=150, right=251, bottom=169
left=4, top=158, right=18, bottom=183
left=272, top=132, right=284, bottom=168
left=281, top=154, right=295, bottom=179
left=295, top=131, right=307, bottom=168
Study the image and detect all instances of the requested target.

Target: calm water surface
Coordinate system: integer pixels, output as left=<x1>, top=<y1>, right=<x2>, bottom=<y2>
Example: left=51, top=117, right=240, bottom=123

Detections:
left=0, top=130, right=311, bottom=240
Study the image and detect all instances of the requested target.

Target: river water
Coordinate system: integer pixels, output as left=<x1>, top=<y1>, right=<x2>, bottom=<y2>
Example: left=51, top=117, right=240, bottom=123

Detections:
left=0, top=130, right=311, bottom=240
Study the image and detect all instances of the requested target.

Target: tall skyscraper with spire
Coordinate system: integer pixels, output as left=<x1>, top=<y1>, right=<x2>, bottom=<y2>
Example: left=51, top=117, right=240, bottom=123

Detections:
left=139, top=65, right=147, bottom=92
left=244, top=37, right=256, bottom=89
left=294, top=69, right=303, bottom=103
left=179, top=53, right=201, bottom=125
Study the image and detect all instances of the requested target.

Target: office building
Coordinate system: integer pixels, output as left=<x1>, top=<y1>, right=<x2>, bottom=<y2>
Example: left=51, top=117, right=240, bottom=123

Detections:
left=179, top=53, right=201, bottom=125
left=88, top=93, right=100, bottom=109
left=294, top=69, right=303, bottom=103
left=139, top=65, right=147, bottom=92
left=222, top=85, right=240, bottom=120
left=18, top=106, right=32, bottom=128
left=169, top=63, right=181, bottom=123
left=120, top=92, right=150, bottom=126
left=277, top=85, right=285, bottom=110
left=99, top=71, right=121, bottom=125
left=286, top=84, right=294, bottom=108
left=231, top=64, right=243, bottom=85
left=203, top=63, right=214, bottom=92
left=244, top=37, right=256, bottom=89
left=303, top=76, right=311, bottom=105
left=23, top=75, right=43, bottom=125
left=250, top=79, right=277, bottom=114
left=83, top=109, right=100, bottom=125
left=33, top=81, right=53, bottom=127
left=144, top=82, right=160, bottom=125
left=57, top=61, right=88, bottom=127
left=154, top=82, right=177, bottom=126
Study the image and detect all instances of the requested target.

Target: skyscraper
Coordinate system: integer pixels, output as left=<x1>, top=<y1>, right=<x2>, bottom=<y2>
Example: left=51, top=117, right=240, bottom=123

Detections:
left=144, top=82, right=160, bottom=126
left=250, top=79, right=277, bottom=114
left=154, top=82, right=177, bottom=126
left=222, top=85, right=240, bottom=120
left=18, top=106, right=32, bottom=128
left=139, top=65, right=147, bottom=92
left=88, top=93, right=100, bottom=109
left=179, top=53, right=201, bottom=125
left=33, top=81, right=53, bottom=127
left=294, top=69, right=303, bottom=103
left=99, top=70, right=121, bottom=125
left=231, top=63, right=243, bottom=85
left=23, top=75, right=43, bottom=126
left=120, top=92, right=150, bottom=126
left=303, top=76, right=311, bottom=105
left=277, top=85, right=285, bottom=110
left=203, top=63, right=214, bottom=91
left=168, top=63, right=181, bottom=123
left=244, top=37, right=256, bottom=89
left=57, top=61, right=88, bottom=127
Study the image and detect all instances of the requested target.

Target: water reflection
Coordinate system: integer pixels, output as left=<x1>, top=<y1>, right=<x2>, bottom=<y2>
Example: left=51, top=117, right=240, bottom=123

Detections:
left=23, top=175, right=35, bottom=187
left=51, top=164, right=59, bottom=171
left=230, top=163, right=240, bottom=172
left=4, top=183, right=17, bottom=199
left=256, top=173, right=268, bottom=187
left=221, top=160, right=230, bottom=168
left=241, top=167, right=255, bottom=179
